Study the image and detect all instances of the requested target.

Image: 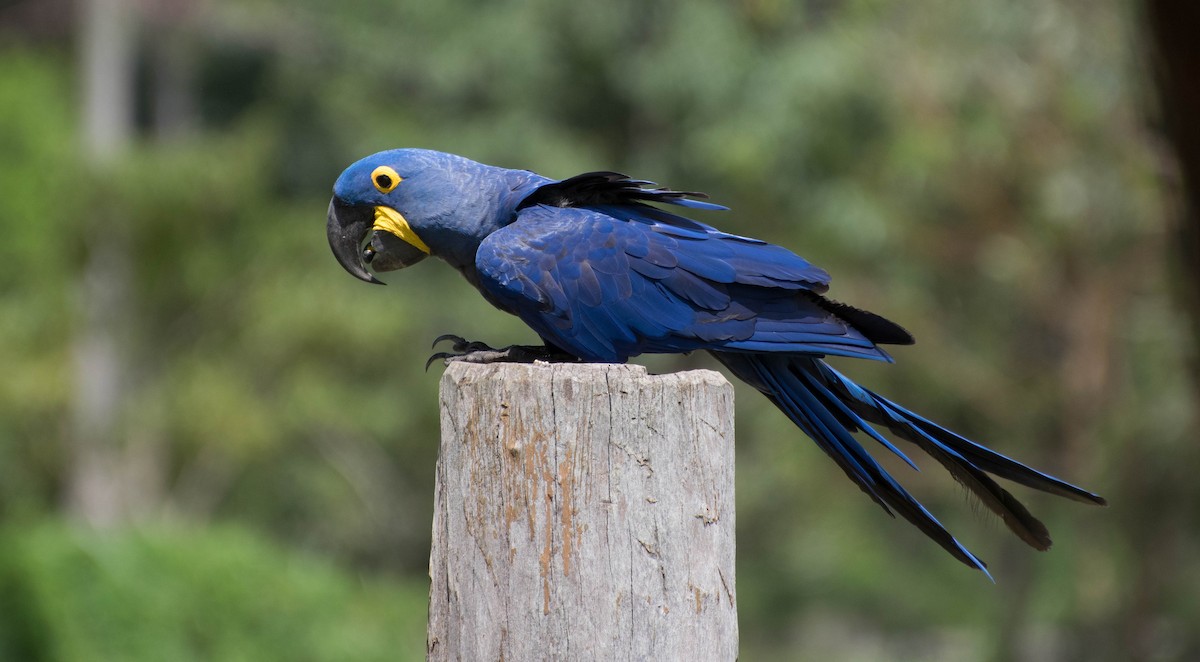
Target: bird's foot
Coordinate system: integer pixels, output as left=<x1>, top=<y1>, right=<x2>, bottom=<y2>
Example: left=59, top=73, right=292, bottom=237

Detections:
left=426, top=334, right=579, bottom=370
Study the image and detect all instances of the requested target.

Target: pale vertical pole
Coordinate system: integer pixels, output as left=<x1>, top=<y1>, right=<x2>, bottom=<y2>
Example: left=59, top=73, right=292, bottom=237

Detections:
left=429, top=362, right=738, bottom=661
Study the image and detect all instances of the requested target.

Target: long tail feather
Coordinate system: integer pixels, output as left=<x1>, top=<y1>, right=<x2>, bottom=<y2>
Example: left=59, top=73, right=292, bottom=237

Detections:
left=714, top=352, right=992, bottom=575
left=713, top=351, right=1105, bottom=573
left=807, top=361, right=1106, bottom=507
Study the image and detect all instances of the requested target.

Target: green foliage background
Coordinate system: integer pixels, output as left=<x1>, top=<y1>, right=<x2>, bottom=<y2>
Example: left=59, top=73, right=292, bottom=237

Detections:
left=1, top=1, right=1195, bottom=660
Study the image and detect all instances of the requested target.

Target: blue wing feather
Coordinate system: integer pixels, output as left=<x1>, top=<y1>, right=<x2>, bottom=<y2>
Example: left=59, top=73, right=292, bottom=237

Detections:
left=516, top=171, right=730, bottom=214
left=476, top=204, right=878, bottom=362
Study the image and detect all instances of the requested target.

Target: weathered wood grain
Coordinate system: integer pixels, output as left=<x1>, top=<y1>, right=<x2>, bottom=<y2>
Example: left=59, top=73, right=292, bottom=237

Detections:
left=428, top=362, right=737, bottom=661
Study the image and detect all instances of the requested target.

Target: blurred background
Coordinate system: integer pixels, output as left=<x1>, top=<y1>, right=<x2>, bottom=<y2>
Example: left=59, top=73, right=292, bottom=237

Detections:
left=1, top=0, right=1197, bottom=660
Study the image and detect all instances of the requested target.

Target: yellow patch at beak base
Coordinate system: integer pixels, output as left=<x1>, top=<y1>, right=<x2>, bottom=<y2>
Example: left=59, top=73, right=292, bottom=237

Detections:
left=373, top=206, right=431, bottom=254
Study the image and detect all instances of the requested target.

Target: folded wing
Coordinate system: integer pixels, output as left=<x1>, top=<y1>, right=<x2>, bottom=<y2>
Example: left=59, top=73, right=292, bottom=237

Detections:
left=477, top=204, right=907, bottom=363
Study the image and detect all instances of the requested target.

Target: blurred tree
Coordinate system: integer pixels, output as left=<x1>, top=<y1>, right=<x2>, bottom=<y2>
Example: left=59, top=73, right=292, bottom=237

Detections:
left=66, top=0, right=138, bottom=527
left=1136, top=3, right=1200, bottom=660
left=1146, top=1, right=1200, bottom=378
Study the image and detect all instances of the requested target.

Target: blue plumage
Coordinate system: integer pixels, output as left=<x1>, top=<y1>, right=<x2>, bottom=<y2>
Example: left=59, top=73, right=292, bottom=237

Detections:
left=476, top=205, right=888, bottom=363
left=326, top=149, right=1106, bottom=575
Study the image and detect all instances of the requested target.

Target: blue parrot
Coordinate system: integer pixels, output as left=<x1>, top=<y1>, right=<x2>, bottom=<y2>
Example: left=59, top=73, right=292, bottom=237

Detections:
left=326, top=148, right=1105, bottom=575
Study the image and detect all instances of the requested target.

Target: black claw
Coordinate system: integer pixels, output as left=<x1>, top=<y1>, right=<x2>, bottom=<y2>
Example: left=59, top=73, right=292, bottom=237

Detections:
left=431, top=333, right=468, bottom=350
left=422, top=336, right=580, bottom=370
left=423, top=332, right=582, bottom=369
left=428, top=333, right=500, bottom=370
left=425, top=351, right=454, bottom=371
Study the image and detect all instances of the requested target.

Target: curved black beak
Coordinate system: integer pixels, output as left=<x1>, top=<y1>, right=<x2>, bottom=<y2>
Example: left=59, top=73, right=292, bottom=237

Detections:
left=326, top=197, right=383, bottom=284
left=327, top=197, right=430, bottom=284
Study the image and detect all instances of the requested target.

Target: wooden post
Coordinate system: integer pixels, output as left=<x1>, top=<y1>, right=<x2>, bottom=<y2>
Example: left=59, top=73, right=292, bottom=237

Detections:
left=428, top=362, right=737, bottom=661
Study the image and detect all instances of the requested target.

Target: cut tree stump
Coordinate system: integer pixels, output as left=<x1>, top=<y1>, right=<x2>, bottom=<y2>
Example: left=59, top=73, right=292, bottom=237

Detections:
left=428, top=361, right=737, bottom=661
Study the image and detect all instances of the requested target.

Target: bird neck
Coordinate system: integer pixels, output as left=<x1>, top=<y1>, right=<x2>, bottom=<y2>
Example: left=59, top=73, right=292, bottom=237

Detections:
left=432, top=166, right=551, bottom=284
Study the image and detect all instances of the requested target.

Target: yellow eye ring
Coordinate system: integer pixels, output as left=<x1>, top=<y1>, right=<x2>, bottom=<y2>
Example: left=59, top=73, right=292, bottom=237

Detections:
left=371, top=165, right=402, bottom=193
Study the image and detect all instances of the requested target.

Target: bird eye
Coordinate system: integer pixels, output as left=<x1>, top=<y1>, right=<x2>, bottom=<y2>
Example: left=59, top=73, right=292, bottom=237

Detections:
left=371, top=165, right=401, bottom=193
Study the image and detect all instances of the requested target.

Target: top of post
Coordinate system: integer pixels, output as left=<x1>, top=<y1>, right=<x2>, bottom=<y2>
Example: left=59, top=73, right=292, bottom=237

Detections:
left=440, top=361, right=732, bottom=391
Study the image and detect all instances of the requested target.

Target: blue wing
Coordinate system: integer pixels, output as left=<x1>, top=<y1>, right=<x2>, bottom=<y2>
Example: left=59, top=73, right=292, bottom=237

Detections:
left=475, top=203, right=896, bottom=363
left=514, top=170, right=730, bottom=212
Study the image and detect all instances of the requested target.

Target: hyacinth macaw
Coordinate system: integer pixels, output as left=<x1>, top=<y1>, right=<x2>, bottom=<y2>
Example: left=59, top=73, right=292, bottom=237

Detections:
left=326, top=148, right=1105, bottom=576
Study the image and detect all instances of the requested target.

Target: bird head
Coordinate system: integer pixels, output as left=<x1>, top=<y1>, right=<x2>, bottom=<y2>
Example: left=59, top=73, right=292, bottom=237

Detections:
left=327, top=148, right=500, bottom=284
